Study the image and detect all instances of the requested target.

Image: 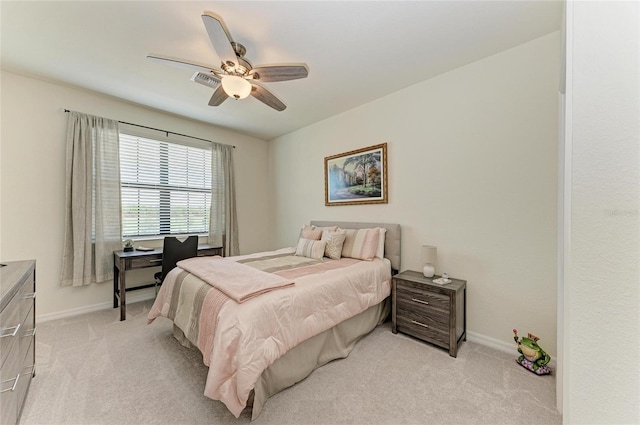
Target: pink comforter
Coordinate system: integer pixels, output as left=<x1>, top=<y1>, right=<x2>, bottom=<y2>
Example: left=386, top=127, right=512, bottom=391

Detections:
left=148, top=248, right=391, bottom=418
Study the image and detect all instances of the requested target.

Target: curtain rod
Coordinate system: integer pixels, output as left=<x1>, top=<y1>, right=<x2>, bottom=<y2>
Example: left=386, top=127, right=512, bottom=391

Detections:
left=63, top=109, right=235, bottom=148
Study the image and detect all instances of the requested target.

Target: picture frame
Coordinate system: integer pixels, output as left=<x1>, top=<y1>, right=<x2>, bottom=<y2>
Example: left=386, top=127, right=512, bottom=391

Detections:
left=324, top=143, right=388, bottom=206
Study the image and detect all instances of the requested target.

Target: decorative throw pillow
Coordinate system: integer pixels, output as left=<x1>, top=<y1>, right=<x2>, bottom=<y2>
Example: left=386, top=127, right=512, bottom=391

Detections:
left=295, top=238, right=326, bottom=259
left=299, top=224, right=323, bottom=241
left=341, top=228, right=380, bottom=261
left=321, top=229, right=347, bottom=260
left=298, top=224, right=339, bottom=240
left=312, top=225, right=338, bottom=233
left=375, top=228, right=387, bottom=259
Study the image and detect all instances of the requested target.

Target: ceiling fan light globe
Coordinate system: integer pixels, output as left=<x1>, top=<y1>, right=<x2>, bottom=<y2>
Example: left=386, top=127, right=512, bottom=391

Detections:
left=221, top=75, right=251, bottom=100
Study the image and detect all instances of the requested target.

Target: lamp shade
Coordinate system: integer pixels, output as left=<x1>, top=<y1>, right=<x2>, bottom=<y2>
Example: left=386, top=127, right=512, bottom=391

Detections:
left=421, top=245, right=437, bottom=264
left=221, top=75, right=252, bottom=99
left=421, top=245, right=437, bottom=278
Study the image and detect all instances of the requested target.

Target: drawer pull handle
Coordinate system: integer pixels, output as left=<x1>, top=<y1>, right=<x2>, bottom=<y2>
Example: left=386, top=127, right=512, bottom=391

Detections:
left=0, top=323, right=20, bottom=338
left=149, top=259, right=162, bottom=263
left=411, top=298, right=429, bottom=305
left=22, top=292, right=36, bottom=300
left=0, top=374, right=19, bottom=393
left=411, top=320, right=430, bottom=329
left=23, top=327, right=37, bottom=337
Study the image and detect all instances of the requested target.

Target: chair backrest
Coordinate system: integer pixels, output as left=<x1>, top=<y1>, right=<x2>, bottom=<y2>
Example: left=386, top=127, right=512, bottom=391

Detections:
left=161, top=235, right=199, bottom=280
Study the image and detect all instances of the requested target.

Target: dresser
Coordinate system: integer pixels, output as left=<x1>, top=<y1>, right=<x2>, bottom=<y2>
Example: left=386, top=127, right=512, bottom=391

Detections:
left=0, top=260, right=36, bottom=425
left=392, top=270, right=466, bottom=357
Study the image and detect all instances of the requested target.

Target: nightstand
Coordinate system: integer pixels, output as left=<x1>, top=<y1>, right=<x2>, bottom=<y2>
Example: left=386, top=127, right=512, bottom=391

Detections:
left=392, top=270, right=466, bottom=357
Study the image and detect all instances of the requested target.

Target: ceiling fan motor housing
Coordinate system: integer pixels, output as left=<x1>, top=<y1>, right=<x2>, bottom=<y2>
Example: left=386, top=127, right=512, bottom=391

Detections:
left=222, top=42, right=252, bottom=76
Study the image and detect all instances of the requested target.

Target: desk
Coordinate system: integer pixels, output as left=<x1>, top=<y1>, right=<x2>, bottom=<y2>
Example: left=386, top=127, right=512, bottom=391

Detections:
left=113, top=244, right=222, bottom=321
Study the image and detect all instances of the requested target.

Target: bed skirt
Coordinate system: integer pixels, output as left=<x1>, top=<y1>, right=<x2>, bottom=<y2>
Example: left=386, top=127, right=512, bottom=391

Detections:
left=172, top=297, right=390, bottom=420
left=250, top=296, right=390, bottom=419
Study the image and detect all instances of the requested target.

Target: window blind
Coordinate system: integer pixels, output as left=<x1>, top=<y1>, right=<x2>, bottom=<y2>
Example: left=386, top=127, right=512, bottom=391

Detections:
left=119, top=133, right=212, bottom=238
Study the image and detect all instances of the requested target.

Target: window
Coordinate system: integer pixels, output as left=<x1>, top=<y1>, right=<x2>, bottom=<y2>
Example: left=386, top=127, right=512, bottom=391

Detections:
left=119, top=132, right=212, bottom=238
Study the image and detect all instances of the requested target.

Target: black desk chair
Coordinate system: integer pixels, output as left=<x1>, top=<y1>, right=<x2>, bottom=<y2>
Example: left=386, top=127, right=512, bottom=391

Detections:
left=154, top=235, right=198, bottom=292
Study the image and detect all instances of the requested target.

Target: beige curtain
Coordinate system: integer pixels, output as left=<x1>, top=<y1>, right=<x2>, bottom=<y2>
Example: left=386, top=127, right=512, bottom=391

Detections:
left=209, top=143, right=239, bottom=256
left=61, top=111, right=122, bottom=286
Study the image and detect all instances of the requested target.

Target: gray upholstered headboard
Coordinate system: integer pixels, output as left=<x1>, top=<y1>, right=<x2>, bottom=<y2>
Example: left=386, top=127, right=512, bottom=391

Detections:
left=310, top=220, right=401, bottom=273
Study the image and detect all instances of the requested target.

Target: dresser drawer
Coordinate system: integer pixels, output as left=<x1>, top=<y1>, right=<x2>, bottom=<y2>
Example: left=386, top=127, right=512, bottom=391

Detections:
left=0, top=339, right=21, bottom=425
left=0, top=377, right=18, bottom=425
left=16, top=336, right=35, bottom=419
left=18, top=303, right=35, bottom=372
left=19, top=272, right=36, bottom=324
left=0, top=301, right=21, bottom=372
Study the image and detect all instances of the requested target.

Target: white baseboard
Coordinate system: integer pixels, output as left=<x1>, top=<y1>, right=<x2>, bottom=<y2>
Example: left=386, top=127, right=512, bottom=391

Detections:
left=36, top=291, right=156, bottom=323
left=467, top=330, right=557, bottom=369
left=467, top=330, right=514, bottom=355
left=37, top=301, right=557, bottom=369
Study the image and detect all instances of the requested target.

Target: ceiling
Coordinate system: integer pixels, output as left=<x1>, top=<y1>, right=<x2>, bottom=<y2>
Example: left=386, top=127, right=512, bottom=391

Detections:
left=1, top=1, right=562, bottom=140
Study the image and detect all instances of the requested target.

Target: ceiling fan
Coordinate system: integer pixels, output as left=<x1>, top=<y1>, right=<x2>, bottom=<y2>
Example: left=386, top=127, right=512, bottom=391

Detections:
left=148, top=11, right=309, bottom=112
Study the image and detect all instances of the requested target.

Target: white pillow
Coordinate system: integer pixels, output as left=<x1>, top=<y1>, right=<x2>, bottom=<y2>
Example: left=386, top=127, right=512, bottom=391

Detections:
left=376, top=228, right=387, bottom=259
left=321, top=229, right=347, bottom=260
left=295, top=238, right=326, bottom=259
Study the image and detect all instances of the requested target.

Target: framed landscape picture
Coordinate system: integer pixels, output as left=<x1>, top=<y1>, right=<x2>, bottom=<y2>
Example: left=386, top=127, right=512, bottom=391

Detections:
left=324, top=143, right=388, bottom=206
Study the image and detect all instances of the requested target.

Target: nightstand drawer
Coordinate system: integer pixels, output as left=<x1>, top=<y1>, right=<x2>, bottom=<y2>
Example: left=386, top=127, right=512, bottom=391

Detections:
left=396, top=283, right=450, bottom=313
left=396, top=299, right=450, bottom=328
left=396, top=315, right=449, bottom=348
left=396, top=307, right=449, bottom=333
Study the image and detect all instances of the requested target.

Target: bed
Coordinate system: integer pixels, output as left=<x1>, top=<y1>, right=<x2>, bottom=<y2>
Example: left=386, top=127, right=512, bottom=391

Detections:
left=147, top=220, right=401, bottom=419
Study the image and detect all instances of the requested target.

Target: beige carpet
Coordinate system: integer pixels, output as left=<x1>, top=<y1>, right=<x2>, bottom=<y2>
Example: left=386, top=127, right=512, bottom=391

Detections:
left=20, top=300, right=561, bottom=425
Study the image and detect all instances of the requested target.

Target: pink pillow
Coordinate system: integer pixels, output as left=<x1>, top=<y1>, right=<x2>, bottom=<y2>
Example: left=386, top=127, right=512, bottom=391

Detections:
left=375, top=228, right=387, bottom=259
left=299, top=224, right=337, bottom=241
left=341, top=228, right=380, bottom=261
left=299, top=224, right=323, bottom=240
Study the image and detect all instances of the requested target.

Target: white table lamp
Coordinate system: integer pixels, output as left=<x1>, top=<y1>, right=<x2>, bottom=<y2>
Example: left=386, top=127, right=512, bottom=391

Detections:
left=421, top=245, right=437, bottom=278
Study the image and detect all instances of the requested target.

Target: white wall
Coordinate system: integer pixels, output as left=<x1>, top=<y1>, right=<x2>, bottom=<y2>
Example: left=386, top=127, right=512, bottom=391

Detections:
left=0, top=71, right=3, bottom=261
left=0, top=71, right=271, bottom=318
left=269, top=33, right=560, bottom=355
left=562, top=1, right=639, bottom=423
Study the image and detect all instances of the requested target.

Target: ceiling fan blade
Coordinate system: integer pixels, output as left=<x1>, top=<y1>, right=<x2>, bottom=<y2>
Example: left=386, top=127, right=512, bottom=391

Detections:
left=250, top=82, right=286, bottom=111
left=249, top=64, right=309, bottom=82
left=202, top=11, right=239, bottom=69
left=147, top=54, right=222, bottom=74
left=208, top=86, right=228, bottom=106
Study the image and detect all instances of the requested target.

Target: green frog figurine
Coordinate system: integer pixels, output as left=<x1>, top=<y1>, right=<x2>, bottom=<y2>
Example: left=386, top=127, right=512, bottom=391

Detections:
left=513, top=329, right=551, bottom=375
